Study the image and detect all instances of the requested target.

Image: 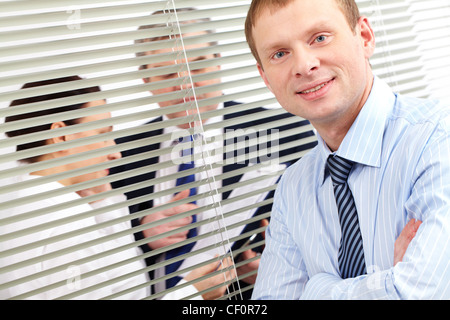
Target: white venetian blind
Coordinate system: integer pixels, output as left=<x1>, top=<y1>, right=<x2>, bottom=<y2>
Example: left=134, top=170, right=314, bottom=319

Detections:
left=409, top=0, right=450, bottom=104
left=0, top=0, right=316, bottom=300
left=0, top=0, right=448, bottom=300
left=362, top=0, right=430, bottom=98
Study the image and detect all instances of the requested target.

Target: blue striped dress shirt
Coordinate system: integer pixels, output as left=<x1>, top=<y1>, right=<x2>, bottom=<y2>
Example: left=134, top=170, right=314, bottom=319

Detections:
left=252, top=77, right=450, bottom=299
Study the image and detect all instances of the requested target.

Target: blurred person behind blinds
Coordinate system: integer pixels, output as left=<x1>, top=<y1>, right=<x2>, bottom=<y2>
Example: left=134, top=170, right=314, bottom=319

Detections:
left=0, top=76, right=233, bottom=300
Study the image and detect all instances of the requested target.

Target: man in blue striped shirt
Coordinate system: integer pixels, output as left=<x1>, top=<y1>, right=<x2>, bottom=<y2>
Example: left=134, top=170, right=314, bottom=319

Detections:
left=245, top=0, right=450, bottom=299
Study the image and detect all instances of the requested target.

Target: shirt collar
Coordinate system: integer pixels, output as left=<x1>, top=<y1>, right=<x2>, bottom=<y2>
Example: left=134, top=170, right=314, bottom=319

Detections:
left=162, top=103, right=224, bottom=147
left=319, top=76, right=396, bottom=184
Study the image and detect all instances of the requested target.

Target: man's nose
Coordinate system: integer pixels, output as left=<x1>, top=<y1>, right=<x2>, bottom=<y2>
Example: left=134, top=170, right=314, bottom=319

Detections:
left=292, top=46, right=320, bottom=77
left=107, top=140, right=122, bottom=160
left=175, top=70, right=195, bottom=91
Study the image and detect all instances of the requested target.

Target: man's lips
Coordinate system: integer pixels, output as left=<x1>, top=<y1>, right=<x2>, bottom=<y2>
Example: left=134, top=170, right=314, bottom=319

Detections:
left=175, top=96, right=202, bottom=104
left=296, top=79, right=335, bottom=95
left=295, top=78, right=335, bottom=101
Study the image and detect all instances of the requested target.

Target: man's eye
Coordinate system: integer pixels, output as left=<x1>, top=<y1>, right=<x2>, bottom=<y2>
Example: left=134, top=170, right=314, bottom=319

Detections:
left=273, top=51, right=286, bottom=59
left=163, top=73, right=177, bottom=79
left=315, top=35, right=327, bottom=43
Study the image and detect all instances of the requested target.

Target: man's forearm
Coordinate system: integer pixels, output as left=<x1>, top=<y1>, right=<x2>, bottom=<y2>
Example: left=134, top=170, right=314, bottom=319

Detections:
left=300, top=270, right=398, bottom=300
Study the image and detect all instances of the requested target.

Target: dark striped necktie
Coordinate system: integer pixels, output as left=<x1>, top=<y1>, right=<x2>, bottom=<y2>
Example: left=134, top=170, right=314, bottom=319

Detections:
left=327, top=155, right=366, bottom=279
left=165, top=135, right=198, bottom=288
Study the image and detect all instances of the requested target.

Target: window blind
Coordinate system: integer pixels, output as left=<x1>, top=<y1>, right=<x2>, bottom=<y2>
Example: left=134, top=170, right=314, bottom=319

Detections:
left=0, top=0, right=448, bottom=300
left=0, top=0, right=314, bottom=301
left=362, top=0, right=430, bottom=98
left=409, top=0, right=450, bottom=104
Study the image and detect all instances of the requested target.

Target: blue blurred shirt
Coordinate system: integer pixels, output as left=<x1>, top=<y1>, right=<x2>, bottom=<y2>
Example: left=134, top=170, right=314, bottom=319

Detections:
left=252, top=77, right=450, bottom=299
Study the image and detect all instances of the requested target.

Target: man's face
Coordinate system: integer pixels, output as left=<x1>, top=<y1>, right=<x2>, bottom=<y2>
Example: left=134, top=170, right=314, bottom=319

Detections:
left=253, top=0, right=375, bottom=129
left=143, top=32, right=222, bottom=129
left=63, top=100, right=121, bottom=186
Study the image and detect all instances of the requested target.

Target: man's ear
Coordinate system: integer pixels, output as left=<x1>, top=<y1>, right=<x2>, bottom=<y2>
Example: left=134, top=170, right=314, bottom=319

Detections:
left=357, top=16, right=376, bottom=59
left=49, top=121, right=68, bottom=144
left=257, top=62, right=273, bottom=93
left=139, top=65, right=151, bottom=84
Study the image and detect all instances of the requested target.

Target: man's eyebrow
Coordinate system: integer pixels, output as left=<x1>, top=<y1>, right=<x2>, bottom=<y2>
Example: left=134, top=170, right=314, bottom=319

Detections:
left=191, top=56, right=209, bottom=63
left=260, top=42, right=285, bottom=56
left=260, top=21, right=334, bottom=54
left=309, top=21, right=334, bottom=34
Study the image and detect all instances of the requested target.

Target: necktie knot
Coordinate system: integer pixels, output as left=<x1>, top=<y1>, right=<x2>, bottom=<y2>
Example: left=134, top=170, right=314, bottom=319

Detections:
left=327, top=155, right=354, bottom=186
left=177, top=135, right=194, bottom=158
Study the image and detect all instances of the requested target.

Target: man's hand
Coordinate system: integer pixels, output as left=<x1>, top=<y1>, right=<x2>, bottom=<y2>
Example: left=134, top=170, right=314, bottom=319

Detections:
left=141, top=189, right=198, bottom=250
left=394, top=219, right=422, bottom=266
left=185, top=255, right=236, bottom=300
left=236, top=219, right=269, bottom=284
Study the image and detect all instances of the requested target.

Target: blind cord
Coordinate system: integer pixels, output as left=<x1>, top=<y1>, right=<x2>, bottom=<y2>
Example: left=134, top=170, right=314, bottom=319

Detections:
left=164, top=0, right=242, bottom=299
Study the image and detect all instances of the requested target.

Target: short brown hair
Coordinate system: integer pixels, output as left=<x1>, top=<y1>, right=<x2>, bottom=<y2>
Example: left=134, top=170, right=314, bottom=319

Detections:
left=5, top=76, right=101, bottom=163
left=245, top=0, right=361, bottom=65
left=135, top=8, right=218, bottom=66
